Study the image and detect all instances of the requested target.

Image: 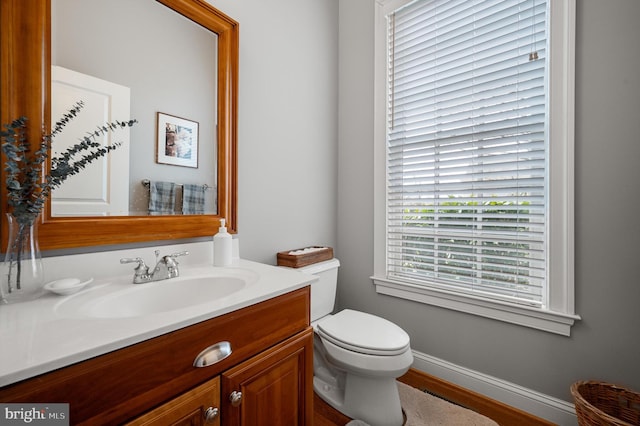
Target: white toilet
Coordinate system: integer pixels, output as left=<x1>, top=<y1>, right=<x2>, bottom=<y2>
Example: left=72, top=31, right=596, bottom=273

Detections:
left=292, top=258, right=413, bottom=426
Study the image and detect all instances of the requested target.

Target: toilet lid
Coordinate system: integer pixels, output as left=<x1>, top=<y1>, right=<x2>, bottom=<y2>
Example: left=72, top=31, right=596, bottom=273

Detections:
left=316, top=309, right=410, bottom=356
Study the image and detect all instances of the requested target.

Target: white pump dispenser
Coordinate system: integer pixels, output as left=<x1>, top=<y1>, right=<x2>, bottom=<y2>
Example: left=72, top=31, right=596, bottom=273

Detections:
left=213, top=218, right=232, bottom=266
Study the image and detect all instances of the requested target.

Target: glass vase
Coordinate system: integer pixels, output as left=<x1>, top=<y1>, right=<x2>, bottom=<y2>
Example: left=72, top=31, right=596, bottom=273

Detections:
left=1, top=213, right=44, bottom=304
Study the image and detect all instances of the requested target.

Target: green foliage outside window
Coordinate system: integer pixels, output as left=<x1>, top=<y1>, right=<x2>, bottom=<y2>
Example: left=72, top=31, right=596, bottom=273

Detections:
left=398, top=197, right=534, bottom=288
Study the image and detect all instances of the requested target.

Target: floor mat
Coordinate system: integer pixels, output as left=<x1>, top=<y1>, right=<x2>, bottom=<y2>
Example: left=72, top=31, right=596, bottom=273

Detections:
left=345, top=382, right=499, bottom=425
left=397, top=381, right=499, bottom=426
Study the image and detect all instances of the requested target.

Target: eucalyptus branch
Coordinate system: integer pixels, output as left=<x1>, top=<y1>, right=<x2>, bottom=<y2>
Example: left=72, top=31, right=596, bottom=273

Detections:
left=1, top=101, right=137, bottom=225
left=49, top=101, right=85, bottom=139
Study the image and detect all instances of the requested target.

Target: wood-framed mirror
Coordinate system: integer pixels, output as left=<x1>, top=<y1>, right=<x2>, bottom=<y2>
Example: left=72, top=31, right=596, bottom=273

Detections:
left=0, top=0, right=238, bottom=251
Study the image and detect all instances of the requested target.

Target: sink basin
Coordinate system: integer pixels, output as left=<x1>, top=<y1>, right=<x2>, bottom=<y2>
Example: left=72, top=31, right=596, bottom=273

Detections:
left=55, top=268, right=259, bottom=319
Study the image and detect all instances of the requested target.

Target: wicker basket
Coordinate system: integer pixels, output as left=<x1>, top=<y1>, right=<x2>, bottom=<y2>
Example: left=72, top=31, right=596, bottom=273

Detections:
left=571, top=381, right=640, bottom=426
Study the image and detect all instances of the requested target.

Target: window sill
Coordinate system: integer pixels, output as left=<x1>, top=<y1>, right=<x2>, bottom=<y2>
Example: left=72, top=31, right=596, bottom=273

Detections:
left=371, top=276, right=580, bottom=336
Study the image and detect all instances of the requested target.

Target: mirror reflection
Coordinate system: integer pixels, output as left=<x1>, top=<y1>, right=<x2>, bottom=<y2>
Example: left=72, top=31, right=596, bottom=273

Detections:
left=51, top=0, right=218, bottom=216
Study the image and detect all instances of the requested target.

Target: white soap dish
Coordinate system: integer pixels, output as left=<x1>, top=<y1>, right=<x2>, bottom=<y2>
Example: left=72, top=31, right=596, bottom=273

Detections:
left=44, top=277, right=94, bottom=296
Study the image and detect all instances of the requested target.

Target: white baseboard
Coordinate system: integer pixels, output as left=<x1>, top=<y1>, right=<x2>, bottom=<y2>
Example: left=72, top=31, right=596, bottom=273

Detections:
left=411, top=350, right=578, bottom=426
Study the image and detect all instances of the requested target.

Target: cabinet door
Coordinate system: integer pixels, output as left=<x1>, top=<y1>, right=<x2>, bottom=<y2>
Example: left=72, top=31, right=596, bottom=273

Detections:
left=221, top=328, right=314, bottom=426
left=126, top=377, right=220, bottom=426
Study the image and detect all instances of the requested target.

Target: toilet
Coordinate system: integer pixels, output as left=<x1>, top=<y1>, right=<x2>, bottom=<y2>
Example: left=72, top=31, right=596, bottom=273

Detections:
left=291, top=258, right=413, bottom=426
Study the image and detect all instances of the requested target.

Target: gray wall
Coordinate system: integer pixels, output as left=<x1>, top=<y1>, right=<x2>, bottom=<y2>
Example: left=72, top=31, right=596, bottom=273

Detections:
left=213, top=0, right=339, bottom=263
left=49, top=0, right=338, bottom=241
left=47, top=0, right=339, bottom=254
left=337, top=0, right=640, bottom=403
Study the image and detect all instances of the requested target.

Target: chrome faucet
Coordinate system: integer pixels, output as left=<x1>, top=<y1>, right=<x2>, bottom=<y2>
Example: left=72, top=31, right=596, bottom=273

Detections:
left=120, top=250, right=189, bottom=284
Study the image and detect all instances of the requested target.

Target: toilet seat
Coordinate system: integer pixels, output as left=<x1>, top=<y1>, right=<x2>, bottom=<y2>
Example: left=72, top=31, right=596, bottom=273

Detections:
left=316, top=309, right=410, bottom=356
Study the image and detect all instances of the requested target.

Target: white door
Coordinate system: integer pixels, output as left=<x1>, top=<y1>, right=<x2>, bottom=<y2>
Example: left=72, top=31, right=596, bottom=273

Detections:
left=51, top=66, right=131, bottom=216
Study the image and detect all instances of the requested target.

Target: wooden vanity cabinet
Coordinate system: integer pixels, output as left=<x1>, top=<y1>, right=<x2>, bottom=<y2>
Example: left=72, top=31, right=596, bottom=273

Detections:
left=0, top=287, right=313, bottom=426
left=126, top=377, right=221, bottom=426
left=126, top=328, right=313, bottom=426
left=222, top=328, right=313, bottom=426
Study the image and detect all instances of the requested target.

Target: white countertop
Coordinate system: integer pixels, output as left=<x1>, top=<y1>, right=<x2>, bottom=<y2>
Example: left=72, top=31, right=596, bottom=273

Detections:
left=0, top=259, right=315, bottom=387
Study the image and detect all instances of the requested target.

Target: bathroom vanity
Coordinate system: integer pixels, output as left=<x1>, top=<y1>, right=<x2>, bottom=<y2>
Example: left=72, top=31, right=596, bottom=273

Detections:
left=0, top=260, right=314, bottom=425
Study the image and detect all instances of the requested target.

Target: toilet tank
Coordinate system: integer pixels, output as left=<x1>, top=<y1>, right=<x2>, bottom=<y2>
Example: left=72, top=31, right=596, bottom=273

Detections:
left=295, top=258, right=340, bottom=322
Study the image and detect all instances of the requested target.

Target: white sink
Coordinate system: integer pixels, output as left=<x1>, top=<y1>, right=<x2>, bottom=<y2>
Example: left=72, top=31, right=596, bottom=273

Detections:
left=55, top=268, right=260, bottom=319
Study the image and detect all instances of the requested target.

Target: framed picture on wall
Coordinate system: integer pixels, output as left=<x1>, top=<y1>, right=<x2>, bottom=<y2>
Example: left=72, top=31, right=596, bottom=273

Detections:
left=156, top=112, right=199, bottom=168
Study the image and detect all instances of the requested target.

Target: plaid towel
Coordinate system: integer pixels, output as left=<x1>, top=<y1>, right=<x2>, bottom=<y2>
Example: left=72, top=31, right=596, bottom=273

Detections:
left=182, top=184, right=206, bottom=214
left=148, top=181, right=176, bottom=214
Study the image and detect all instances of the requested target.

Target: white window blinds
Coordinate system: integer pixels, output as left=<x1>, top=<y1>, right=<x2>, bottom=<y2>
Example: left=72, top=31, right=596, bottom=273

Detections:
left=386, top=0, right=548, bottom=306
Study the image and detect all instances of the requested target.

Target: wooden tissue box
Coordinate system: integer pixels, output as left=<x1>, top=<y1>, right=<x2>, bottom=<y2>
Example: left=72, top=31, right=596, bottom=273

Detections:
left=277, top=246, right=333, bottom=268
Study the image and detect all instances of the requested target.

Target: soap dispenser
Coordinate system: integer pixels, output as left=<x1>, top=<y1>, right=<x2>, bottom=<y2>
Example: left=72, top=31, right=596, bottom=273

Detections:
left=213, top=218, right=232, bottom=266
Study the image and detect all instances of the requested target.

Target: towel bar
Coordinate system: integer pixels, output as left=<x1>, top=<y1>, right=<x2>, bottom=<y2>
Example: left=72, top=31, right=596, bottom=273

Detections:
left=141, top=179, right=211, bottom=190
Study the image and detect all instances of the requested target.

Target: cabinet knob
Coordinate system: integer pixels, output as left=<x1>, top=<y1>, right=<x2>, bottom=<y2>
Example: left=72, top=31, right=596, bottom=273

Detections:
left=203, top=407, right=219, bottom=423
left=229, top=391, right=243, bottom=407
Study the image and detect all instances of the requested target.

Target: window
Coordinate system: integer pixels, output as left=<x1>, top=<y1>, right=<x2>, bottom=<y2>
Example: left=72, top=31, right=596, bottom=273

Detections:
left=373, top=0, right=578, bottom=335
